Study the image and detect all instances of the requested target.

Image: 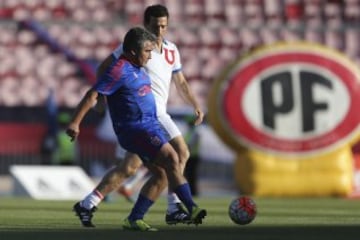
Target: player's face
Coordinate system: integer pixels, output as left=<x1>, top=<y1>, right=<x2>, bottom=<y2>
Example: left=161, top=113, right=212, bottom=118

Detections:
left=145, top=16, right=168, bottom=40
left=136, top=40, right=154, bottom=66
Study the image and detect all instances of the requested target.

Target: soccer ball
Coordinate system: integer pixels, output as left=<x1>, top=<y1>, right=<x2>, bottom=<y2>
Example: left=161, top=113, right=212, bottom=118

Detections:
left=228, top=196, right=257, bottom=225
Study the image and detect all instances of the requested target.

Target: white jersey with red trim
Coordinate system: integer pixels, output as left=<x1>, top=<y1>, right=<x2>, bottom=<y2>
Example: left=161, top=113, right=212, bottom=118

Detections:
left=112, top=39, right=182, bottom=115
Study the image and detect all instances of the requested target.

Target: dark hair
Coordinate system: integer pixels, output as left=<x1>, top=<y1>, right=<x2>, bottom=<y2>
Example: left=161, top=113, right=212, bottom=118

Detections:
left=143, top=4, right=169, bottom=25
left=122, top=27, right=156, bottom=54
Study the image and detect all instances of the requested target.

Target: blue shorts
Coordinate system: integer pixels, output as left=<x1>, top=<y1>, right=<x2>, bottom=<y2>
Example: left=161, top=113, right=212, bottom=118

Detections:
left=115, top=121, right=168, bottom=163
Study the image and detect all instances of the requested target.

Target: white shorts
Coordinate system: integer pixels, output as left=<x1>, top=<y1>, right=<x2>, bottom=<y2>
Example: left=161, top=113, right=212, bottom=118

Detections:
left=115, top=112, right=181, bottom=159
left=158, top=112, right=182, bottom=141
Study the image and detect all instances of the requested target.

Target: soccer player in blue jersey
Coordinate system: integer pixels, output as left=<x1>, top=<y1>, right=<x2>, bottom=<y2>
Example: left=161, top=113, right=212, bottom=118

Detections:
left=73, top=4, right=204, bottom=228
left=67, top=27, right=206, bottom=231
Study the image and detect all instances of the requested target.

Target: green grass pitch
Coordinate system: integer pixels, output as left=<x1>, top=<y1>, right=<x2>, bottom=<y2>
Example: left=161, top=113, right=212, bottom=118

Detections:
left=0, top=196, right=360, bottom=240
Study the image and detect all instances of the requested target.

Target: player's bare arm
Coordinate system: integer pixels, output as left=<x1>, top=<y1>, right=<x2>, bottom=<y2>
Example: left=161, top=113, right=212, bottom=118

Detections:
left=173, top=72, right=204, bottom=125
left=92, top=94, right=106, bottom=113
left=66, top=89, right=99, bottom=141
left=92, top=55, right=114, bottom=113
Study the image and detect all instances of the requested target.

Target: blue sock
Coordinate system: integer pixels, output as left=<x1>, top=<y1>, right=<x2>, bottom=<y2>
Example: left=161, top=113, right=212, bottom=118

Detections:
left=127, top=194, right=154, bottom=221
left=174, top=183, right=197, bottom=213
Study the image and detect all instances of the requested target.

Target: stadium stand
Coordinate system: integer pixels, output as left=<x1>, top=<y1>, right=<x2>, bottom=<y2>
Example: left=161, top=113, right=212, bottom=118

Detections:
left=0, top=0, right=360, bottom=174
left=0, top=0, right=359, bottom=107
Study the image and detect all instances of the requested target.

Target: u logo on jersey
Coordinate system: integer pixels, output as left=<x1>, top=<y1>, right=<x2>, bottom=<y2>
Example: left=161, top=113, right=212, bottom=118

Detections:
left=164, top=48, right=175, bottom=65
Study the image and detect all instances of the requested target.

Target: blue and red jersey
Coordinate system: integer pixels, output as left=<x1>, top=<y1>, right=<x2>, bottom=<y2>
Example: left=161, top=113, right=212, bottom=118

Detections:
left=93, top=55, right=167, bottom=162
left=94, top=56, right=156, bottom=129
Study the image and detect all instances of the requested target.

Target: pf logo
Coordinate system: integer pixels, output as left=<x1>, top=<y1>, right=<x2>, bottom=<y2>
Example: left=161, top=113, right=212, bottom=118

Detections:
left=210, top=42, right=360, bottom=156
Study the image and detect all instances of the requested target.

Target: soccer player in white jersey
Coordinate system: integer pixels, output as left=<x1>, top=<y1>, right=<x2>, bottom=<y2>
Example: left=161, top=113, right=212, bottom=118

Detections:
left=73, top=4, right=204, bottom=228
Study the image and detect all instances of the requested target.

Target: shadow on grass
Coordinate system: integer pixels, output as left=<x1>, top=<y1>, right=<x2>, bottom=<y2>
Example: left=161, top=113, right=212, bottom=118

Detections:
left=1, top=226, right=360, bottom=240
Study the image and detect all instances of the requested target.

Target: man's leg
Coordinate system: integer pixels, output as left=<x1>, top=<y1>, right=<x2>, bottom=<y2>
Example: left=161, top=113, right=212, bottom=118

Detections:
left=166, top=136, right=191, bottom=224
left=184, top=155, right=200, bottom=196
left=155, top=143, right=206, bottom=224
left=118, top=165, right=149, bottom=202
left=123, top=143, right=206, bottom=231
left=123, top=164, right=167, bottom=231
left=73, top=153, right=142, bottom=227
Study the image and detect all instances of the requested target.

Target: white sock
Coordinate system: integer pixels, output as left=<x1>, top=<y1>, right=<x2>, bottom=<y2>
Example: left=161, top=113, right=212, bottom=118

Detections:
left=167, top=192, right=181, bottom=213
left=81, top=190, right=104, bottom=210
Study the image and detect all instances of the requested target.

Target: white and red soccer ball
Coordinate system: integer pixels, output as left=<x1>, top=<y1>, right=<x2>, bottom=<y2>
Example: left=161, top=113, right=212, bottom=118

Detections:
left=228, top=196, right=257, bottom=225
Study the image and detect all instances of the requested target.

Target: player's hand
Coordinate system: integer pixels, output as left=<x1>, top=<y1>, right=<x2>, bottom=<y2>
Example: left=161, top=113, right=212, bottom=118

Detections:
left=66, top=123, right=79, bottom=142
left=193, top=108, right=204, bottom=126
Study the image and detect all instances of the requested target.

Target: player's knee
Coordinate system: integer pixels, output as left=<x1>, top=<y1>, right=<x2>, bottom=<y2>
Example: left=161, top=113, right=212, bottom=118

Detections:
left=178, top=147, right=190, bottom=163
left=167, top=152, right=181, bottom=172
left=126, top=166, right=138, bottom=177
left=119, top=163, right=138, bottom=178
left=158, top=145, right=181, bottom=172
